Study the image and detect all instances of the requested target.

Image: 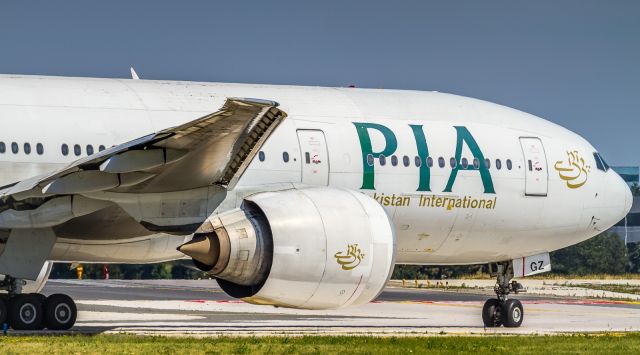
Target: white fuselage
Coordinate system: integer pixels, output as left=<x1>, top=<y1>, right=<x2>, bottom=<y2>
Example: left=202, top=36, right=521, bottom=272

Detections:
left=0, top=75, right=631, bottom=265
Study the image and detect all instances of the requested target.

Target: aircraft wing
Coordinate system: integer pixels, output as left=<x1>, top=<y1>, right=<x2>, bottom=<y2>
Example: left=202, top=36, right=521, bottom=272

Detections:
left=0, top=97, right=287, bottom=229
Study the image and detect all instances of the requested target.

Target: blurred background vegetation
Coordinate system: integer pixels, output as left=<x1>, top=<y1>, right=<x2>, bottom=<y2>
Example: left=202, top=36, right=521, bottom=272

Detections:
left=51, top=185, right=640, bottom=280
left=394, top=232, right=636, bottom=280
left=50, top=259, right=208, bottom=280
left=50, top=232, right=639, bottom=280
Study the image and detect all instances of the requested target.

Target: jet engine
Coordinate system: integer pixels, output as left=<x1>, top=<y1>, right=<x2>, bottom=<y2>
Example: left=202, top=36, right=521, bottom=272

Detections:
left=178, top=187, right=395, bottom=309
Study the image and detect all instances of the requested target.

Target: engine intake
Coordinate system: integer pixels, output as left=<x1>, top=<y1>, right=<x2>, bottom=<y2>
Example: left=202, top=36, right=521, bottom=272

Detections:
left=178, top=187, right=395, bottom=309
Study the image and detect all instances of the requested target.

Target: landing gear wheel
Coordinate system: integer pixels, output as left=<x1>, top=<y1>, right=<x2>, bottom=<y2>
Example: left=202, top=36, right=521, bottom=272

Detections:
left=44, top=294, right=77, bottom=330
left=482, top=298, right=502, bottom=327
left=8, top=294, right=45, bottom=330
left=502, top=299, right=524, bottom=328
left=0, top=296, right=7, bottom=325
left=33, top=293, right=46, bottom=303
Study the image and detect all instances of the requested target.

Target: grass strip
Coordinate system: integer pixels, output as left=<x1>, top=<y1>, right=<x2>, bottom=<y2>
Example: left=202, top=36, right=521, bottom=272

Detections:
left=0, top=333, right=639, bottom=354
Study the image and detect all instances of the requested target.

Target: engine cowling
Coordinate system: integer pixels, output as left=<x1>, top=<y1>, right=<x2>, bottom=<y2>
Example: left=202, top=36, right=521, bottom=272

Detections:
left=178, top=187, right=395, bottom=309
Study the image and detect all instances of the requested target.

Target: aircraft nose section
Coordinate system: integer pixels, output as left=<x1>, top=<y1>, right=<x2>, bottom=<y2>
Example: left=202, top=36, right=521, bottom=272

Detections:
left=611, top=172, right=632, bottom=223
left=597, top=171, right=633, bottom=230
left=623, top=182, right=633, bottom=216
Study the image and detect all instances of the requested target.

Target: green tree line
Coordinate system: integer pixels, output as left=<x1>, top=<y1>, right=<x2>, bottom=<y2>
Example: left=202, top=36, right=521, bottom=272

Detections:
left=50, top=232, right=639, bottom=280
left=50, top=260, right=208, bottom=280
left=393, top=232, right=638, bottom=279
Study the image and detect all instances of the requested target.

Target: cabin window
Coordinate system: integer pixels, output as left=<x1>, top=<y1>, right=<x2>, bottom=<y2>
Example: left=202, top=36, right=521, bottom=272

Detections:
left=259, top=151, right=266, bottom=162
left=438, top=157, right=445, bottom=168
left=0, top=142, right=5, bottom=154
left=36, top=143, right=44, bottom=155
left=73, top=144, right=81, bottom=156
left=593, top=152, right=609, bottom=171
left=11, top=142, right=18, bottom=154
left=282, top=152, right=289, bottom=163
left=367, top=154, right=374, bottom=166
left=402, top=155, right=410, bottom=167
left=594, top=153, right=604, bottom=171
left=600, top=154, right=610, bottom=171
left=496, top=159, right=502, bottom=170
left=461, top=158, right=468, bottom=169
left=427, top=156, right=433, bottom=167
left=506, top=159, right=513, bottom=170
left=379, top=154, right=386, bottom=166
left=61, top=144, right=69, bottom=156
left=484, top=158, right=491, bottom=169
left=86, top=145, right=94, bottom=156
left=449, top=157, right=457, bottom=168
left=391, top=155, right=398, bottom=166
left=99, top=145, right=106, bottom=152
left=414, top=156, right=421, bottom=167
left=23, top=143, right=31, bottom=155
left=473, top=158, right=480, bottom=170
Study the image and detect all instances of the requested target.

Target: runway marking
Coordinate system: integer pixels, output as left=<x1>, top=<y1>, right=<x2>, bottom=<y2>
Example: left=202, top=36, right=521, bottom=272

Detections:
left=396, top=299, right=640, bottom=306
left=78, top=311, right=205, bottom=322
left=43, top=280, right=640, bottom=336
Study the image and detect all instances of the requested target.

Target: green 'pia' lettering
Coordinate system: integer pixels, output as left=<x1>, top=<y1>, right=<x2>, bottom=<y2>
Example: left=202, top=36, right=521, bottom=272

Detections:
left=353, top=122, right=398, bottom=190
left=444, top=126, right=495, bottom=194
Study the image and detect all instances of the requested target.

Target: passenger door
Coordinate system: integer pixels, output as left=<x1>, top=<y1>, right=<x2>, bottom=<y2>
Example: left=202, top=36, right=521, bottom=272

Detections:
left=519, top=137, right=548, bottom=196
left=297, top=130, right=329, bottom=186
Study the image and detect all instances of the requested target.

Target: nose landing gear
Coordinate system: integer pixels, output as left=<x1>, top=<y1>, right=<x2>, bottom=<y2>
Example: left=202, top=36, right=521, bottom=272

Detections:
left=0, top=276, right=77, bottom=331
left=482, top=261, right=525, bottom=328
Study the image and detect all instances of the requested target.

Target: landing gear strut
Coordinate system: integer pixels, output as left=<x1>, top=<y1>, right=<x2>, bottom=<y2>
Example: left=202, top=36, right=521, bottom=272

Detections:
left=482, top=261, right=525, bottom=328
left=0, top=276, right=76, bottom=330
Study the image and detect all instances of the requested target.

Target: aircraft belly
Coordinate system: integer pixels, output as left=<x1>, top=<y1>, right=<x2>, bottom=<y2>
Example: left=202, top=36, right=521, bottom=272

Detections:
left=393, top=196, right=458, bottom=255
left=49, top=233, right=190, bottom=263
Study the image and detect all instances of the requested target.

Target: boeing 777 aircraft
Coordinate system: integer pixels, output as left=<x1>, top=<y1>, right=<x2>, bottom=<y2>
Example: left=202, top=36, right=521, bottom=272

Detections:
left=0, top=74, right=631, bottom=330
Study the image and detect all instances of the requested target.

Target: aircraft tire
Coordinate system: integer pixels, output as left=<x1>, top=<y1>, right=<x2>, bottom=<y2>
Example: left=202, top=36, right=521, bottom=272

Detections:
left=44, top=294, right=77, bottom=330
left=32, top=293, right=47, bottom=304
left=8, top=293, right=45, bottom=330
left=0, top=296, right=7, bottom=325
left=502, top=299, right=524, bottom=328
left=482, top=298, right=502, bottom=327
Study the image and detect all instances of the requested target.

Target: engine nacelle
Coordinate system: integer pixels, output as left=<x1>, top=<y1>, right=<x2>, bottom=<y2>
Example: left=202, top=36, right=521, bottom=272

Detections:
left=179, top=187, right=395, bottom=309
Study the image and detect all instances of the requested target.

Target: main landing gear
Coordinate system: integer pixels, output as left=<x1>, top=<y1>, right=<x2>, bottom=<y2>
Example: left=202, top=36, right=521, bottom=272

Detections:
left=0, top=276, right=77, bottom=331
left=482, top=261, right=525, bottom=328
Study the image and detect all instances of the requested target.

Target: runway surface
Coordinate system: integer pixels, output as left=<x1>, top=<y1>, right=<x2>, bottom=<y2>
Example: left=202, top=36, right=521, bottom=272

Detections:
left=34, top=279, right=640, bottom=336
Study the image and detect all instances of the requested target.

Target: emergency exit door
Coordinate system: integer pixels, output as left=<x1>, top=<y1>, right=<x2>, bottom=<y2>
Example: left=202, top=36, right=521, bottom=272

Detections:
left=519, top=137, right=548, bottom=196
left=297, top=130, right=329, bottom=186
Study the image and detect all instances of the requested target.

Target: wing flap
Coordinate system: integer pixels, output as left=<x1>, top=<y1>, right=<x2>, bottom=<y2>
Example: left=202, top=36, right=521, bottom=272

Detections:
left=0, top=97, right=287, bottom=230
